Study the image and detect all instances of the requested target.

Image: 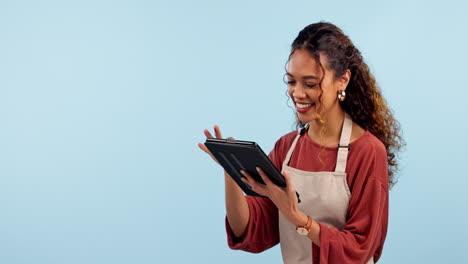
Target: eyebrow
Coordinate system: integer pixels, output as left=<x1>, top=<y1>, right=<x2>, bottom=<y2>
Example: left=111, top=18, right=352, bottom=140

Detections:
left=286, top=72, right=320, bottom=80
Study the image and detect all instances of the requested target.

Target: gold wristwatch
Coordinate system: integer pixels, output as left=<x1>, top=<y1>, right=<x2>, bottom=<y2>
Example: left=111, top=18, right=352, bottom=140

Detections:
left=296, top=215, right=312, bottom=236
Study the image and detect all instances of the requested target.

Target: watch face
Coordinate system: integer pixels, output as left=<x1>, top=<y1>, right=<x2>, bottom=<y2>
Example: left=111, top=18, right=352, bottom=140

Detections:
left=296, top=227, right=308, bottom=236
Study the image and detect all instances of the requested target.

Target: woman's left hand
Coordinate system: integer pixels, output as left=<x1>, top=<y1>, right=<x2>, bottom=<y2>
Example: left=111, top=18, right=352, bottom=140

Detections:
left=240, top=167, right=306, bottom=226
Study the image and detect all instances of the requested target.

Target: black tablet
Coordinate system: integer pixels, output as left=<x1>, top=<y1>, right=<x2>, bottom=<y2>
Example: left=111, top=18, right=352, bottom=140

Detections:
left=204, top=138, right=300, bottom=202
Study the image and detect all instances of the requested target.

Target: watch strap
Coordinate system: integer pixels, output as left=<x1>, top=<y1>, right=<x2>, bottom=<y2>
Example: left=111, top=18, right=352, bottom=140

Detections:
left=297, top=215, right=312, bottom=232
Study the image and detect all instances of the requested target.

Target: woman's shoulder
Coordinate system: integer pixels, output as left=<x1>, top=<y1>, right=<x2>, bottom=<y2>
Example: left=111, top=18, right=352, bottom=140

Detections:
left=350, top=131, right=389, bottom=189
left=352, top=131, right=387, bottom=156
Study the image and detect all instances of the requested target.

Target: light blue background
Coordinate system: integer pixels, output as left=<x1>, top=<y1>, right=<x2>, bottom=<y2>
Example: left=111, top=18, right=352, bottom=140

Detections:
left=1, top=0, right=467, bottom=263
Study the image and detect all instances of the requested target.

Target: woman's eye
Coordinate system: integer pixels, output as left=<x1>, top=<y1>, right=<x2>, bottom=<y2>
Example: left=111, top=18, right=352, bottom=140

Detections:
left=286, top=80, right=317, bottom=88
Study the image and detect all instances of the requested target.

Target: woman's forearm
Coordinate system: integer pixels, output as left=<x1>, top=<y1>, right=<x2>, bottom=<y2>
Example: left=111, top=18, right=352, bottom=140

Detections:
left=224, top=171, right=250, bottom=238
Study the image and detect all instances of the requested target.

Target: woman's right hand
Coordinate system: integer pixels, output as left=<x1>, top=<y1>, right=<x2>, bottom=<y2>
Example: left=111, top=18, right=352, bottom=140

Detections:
left=198, top=125, right=234, bottom=166
left=199, top=125, right=248, bottom=237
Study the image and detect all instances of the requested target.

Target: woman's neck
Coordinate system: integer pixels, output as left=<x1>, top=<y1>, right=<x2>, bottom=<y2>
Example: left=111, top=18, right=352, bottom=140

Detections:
left=307, top=107, right=345, bottom=146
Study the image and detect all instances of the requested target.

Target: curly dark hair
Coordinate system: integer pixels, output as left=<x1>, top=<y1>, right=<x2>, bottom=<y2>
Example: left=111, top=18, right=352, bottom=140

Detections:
left=287, top=22, right=405, bottom=188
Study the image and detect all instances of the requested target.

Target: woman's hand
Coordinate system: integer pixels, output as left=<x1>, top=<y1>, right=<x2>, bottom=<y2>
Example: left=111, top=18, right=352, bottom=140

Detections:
left=198, top=125, right=234, bottom=166
left=240, top=168, right=307, bottom=227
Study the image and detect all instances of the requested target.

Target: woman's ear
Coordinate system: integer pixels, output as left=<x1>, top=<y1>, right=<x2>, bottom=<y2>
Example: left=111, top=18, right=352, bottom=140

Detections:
left=337, top=69, right=351, bottom=91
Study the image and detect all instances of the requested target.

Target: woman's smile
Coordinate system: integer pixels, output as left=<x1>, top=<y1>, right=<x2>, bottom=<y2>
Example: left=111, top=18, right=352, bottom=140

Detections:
left=295, top=102, right=316, bottom=113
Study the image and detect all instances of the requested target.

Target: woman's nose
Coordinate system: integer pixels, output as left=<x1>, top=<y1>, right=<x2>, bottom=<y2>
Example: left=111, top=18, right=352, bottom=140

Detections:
left=293, top=84, right=306, bottom=98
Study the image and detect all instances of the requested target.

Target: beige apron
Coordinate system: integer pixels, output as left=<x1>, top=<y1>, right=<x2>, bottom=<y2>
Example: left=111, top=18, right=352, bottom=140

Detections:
left=278, top=114, right=374, bottom=264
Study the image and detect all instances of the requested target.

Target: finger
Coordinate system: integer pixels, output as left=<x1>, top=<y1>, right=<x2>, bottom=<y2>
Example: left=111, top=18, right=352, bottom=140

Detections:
left=240, top=175, right=251, bottom=188
left=204, top=129, right=214, bottom=138
left=282, top=170, right=296, bottom=192
left=214, top=125, right=223, bottom=138
left=198, top=143, right=220, bottom=164
left=240, top=170, right=255, bottom=185
left=282, top=170, right=300, bottom=203
left=198, top=143, right=210, bottom=154
left=240, top=170, right=265, bottom=190
left=240, top=170, right=268, bottom=196
left=256, top=167, right=274, bottom=186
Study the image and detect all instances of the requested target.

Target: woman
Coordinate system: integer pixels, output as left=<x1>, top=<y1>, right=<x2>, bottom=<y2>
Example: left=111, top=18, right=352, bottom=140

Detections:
left=198, top=22, right=403, bottom=264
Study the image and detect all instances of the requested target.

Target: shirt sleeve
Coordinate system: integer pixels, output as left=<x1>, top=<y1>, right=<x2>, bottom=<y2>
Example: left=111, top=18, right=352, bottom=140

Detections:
left=225, top=195, right=279, bottom=253
left=313, top=144, right=389, bottom=264
left=225, top=139, right=284, bottom=253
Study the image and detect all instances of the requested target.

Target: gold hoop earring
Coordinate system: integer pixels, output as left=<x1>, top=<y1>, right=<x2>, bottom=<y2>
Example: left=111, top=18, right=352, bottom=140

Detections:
left=338, top=90, right=346, bottom=101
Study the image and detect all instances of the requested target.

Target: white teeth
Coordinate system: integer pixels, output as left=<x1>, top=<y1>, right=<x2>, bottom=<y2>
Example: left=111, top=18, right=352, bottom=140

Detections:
left=296, top=103, right=313, bottom=109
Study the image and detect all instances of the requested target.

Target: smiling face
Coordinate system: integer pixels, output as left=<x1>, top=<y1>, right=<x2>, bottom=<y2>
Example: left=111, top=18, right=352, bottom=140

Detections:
left=287, top=49, right=349, bottom=123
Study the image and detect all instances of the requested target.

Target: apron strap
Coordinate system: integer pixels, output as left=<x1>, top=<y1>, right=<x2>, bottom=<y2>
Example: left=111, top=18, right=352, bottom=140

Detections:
left=334, top=114, right=353, bottom=173
left=282, top=114, right=352, bottom=173
left=281, top=125, right=306, bottom=169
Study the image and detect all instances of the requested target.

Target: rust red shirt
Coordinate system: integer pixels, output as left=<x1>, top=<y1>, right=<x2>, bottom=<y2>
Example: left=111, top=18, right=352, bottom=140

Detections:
left=225, top=130, right=389, bottom=264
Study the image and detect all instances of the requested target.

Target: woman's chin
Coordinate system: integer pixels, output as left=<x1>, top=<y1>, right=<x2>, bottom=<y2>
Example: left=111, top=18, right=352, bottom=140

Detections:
left=297, top=112, right=319, bottom=123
